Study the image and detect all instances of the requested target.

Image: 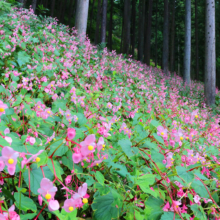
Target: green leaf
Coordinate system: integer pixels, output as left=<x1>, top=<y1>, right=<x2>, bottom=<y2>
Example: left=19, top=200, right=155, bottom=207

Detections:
left=153, top=133, right=164, bottom=145
left=95, top=171, right=105, bottom=185
left=137, top=174, right=155, bottom=194
left=14, top=192, right=37, bottom=212
left=23, top=164, right=54, bottom=195
left=160, top=212, right=175, bottom=220
left=176, top=166, right=194, bottom=184
left=191, top=204, right=207, bottom=220
left=191, top=179, right=209, bottom=198
left=47, top=159, right=64, bottom=180
left=92, top=190, right=122, bottom=220
left=20, top=213, right=37, bottom=220
left=17, top=51, right=30, bottom=67
left=118, top=139, right=135, bottom=157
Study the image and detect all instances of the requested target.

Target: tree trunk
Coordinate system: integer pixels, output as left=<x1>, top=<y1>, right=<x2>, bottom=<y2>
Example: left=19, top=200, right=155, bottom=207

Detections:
left=131, top=0, right=136, bottom=57
left=122, top=0, right=131, bottom=54
left=155, top=0, right=158, bottom=67
left=183, top=0, right=191, bottom=85
left=32, top=0, right=37, bottom=13
left=51, top=0, right=55, bottom=17
left=88, top=0, right=95, bottom=35
left=162, top=0, right=169, bottom=75
left=144, top=0, right=153, bottom=65
left=18, top=0, right=24, bottom=7
left=108, top=0, right=113, bottom=51
left=60, top=0, right=66, bottom=23
left=204, top=0, right=216, bottom=106
left=170, top=0, right=175, bottom=73
left=95, top=0, right=102, bottom=44
left=58, top=0, right=64, bottom=22
left=138, top=0, right=145, bottom=61
left=101, top=0, right=108, bottom=43
left=75, top=0, right=89, bottom=42
left=195, top=0, right=199, bottom=80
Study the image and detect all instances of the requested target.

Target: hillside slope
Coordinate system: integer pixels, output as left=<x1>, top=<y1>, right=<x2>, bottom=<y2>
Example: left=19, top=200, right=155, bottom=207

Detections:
left=0, top=4, right=220, bottom=220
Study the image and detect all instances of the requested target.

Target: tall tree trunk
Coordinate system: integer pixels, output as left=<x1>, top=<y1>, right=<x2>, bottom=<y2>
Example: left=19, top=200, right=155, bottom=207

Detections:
left=58, top=1, right=64, bottom=22
left=108, top=0, right=113, bottom=51
left=18, top=0, right=24, bottom=7
left=51, top=0, right=55, bottom=17
left=122, top=0, right=131, bottom=54
left=32, top=0, right=37, bottom=13
left=162, top=0, right=169, bottom=75
left=95, top=0, right=102, bottom=44
left=138, top=0, right=145, bottom=61
left=204, top=0, right=216, bottom=106
left=120, top=16, right=124, bottom=53
left=75, top=0, right=90, bottom=42
left=155, top=0, right=158, bottom=67
left=170, top=0, right=175, bottom=73
left=144, top=0, right=153, bottom=65
left=101, top=0, right=108, bottom=43
left=195, top=0, right=199, bottom=80
left=44, top=0, right=48, bottom=8
left=131, top=0, right=136, bottom=57
left=183, top=0, right=191, bottom=85
left=68, top=0, right=75, bottom=27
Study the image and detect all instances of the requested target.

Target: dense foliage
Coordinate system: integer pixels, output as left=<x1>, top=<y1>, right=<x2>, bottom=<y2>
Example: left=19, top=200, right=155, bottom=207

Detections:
left=0, top=4, right=220, bottom=220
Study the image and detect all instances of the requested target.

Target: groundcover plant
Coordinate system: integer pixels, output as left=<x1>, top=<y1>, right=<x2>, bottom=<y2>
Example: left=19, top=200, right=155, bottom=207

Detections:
left=0, top=3, right=220, bottom=220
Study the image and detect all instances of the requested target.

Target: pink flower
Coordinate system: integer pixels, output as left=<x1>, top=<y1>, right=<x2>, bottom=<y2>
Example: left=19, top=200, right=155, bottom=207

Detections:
left=72, top=183, right=89, bottom=204
left=63, top=198, right=81, bottom=212
left=97, top=137, right=105, bottom=152
left=80, top=134, right=96, bottom=157
left=107, top=102, right=112, bottom=109
left=26, top=136, right=36, bottom=145
left=67, top=128, right=76, bottom=140
left=65, top=175, right=72, bottom=185
left=21, top=150, right=44, bottom=169
left=157, top=126, right=168, bottom=139
left=0, top=147, right=19, bottom=175
left=193, top=195, right=201, bottom=204
left=72, top=148, right=82, bottom=164
left=38, top=195, right=43, bottom=206
left=0, top=101, right=8, bottom=116
left=37, top=178, right=57, bottom=200
left=163, top=202, right=170, bottom=211
left=48, top=200, right=60, bottom=211
left=0, top=205, right=20, bottom=220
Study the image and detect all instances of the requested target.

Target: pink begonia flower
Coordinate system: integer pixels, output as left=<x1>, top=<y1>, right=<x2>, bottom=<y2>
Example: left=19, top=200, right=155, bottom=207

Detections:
left=63, top=198, right=82, bottom=212
left=0, top=205, right=20, bottom=220
left=193, top=195, right=201, bottom=204
left=4, top=128, right=10, bottom=135
left=48, top=200, right=60, bottom=211
left=38, top=178, right=57, bottom=199
left=65, top=175, right=72, bottom=185
left=67, top=128, right=76, bottom=140
left=72, top=183, right=89, bottom=205
left=4, top=137, right=12, bottom=145
left=163, top=202, right=170, bottom=212
left=0, top=147, right=19, bottom=175
left=97, top=137, right=105, bottom=152
left=0, top=101, right=8, bottom=116
left=26, top=136, right=36, bottom=145
left=157, top=126, right=168, bottom=139
left=107, top=102, right=112, bottom=109
left=38, top=195, right=43, bottom=206
left=80, top=134, right=96, bottom=157
left=72, top=148, right=82, bottom=164
left=21, top=150, right=44, bottom=169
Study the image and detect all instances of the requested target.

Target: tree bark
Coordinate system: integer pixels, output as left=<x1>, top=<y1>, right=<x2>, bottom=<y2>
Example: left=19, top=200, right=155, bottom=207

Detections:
left=204, top=0, right=216, bottom=106
left=75, top=0, right=89, bottom=42
left=155, top=0, right=158, bottom=67
left=60, top=0, right=66, bottom=23
left=183, top=0, right=191, bottom=85
left=108, top=0, right=113, bottom=51
left=170, top=0, right=175, bottom=72
left=195, top=0, right=199, bottom=80
left=162, top=0, right=169, bottom=75
left=122, top=0, right=131, bottom=54
left=58, top=0, right=64, bottom=22
left=138, top=0, right=145, bottom=61
left=131, top=0, right=136, bottom=57
left=32, top=0, right=37, bottom=13
left=51, top=0, right=55, bottom=17
left=95, top=0, right=102, bottom=44
left=144, top=0, right=153, bottom=65
left=101, top=0, right=108, bottom=43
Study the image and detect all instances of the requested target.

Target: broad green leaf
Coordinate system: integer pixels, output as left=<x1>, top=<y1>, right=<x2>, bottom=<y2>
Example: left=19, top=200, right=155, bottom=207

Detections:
left=47, top=159, right=64, bottom=180
left=118, top=139, right=134, bottom=157
left=176, top=166, right=194, bottom=184
left=95, top=171, right=105, bottom=185
left=20, top=213, right=37, bottom=220
left=14, top=192, right=37, bottom=212
left=191, top=204, right=207, bottom=220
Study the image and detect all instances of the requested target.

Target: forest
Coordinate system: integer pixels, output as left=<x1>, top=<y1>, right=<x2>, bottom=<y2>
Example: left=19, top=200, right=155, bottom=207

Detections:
left=0, top=0, right=219, bottom=219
